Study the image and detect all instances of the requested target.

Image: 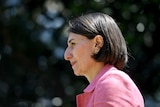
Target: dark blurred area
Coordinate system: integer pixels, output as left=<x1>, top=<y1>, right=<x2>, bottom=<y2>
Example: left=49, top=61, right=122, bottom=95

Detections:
left=0, top=0, right=160, bottom=107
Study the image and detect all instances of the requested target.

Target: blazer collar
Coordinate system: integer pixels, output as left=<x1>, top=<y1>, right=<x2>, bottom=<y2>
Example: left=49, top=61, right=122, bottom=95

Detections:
left=84, top=64, right=115, bottom=93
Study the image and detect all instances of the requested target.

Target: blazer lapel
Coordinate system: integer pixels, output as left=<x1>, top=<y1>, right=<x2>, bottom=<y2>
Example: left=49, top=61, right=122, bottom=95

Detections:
left=76, top=92, right=92, bottom=107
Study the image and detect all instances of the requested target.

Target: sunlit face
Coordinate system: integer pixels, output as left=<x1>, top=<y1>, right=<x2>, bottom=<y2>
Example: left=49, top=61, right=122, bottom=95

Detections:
left=64, top=32, right=96, bottom=76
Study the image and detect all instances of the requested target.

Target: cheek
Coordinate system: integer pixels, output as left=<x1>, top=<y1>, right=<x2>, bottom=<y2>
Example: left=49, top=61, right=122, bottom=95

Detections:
left=77, top=46, right=94, bottom=64
left=76, top=45, right=92, bottom=58
left=72, top=43, right=95, bottom=75
left=73, top=41, right=94, bottom=63
left=83, top=45, right=94, bottom=57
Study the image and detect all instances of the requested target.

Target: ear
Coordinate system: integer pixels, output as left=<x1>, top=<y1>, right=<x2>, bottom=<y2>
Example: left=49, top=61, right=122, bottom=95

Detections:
left=93, top=35, right=104, bottom=54
left=94, top=35, right=104, bottom=48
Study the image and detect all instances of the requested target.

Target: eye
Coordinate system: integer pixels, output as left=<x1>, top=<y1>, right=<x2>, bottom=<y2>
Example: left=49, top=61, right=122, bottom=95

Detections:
left=71, top=42, right=75, bottom=45
left=68, top=39, right=76, bottom=47
left=70, top=42, right=76, bottom=46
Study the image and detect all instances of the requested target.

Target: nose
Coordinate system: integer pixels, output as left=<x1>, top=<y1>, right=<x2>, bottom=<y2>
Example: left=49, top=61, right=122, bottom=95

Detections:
left=64, top=47, right=72, bottom=61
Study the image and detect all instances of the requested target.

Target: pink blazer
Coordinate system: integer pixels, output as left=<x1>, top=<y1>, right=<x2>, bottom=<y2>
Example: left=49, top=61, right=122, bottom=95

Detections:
left=76, top=64, right=144, bottom=107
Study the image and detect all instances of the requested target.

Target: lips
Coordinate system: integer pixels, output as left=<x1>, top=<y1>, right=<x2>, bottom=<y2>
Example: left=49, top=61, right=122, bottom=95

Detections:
left=70, top=61, right=76, bottom=66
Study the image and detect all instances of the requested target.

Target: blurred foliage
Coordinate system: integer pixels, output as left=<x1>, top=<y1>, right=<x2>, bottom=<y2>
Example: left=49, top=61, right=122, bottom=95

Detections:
left=0, top=0, right=160, bottom=107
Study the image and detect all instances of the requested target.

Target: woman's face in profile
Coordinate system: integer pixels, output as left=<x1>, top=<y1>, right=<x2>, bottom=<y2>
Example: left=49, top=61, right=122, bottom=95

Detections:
left=64, top=32, right=96, bottom=76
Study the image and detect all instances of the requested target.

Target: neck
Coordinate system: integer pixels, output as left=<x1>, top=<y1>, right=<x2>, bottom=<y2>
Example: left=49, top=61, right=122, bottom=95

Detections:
left=85, top=62, right=105, bottom=83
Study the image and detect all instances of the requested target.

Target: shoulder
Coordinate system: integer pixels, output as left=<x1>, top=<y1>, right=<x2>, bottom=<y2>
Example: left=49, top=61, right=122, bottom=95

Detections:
left=96, top=68, right=132, bottom=92
left=94, top=68, right=141, bottom=100
left=94, top=67, right=140, bottom=101
left=92, top=68, right=144, bottom=106
left=93, top=69, right=130, bottom=104
left=97, top=68, right=132, bottom=88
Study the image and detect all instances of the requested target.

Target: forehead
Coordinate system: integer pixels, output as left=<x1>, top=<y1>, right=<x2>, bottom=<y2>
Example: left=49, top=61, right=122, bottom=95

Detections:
left=67, top=32, right=87, bottom=42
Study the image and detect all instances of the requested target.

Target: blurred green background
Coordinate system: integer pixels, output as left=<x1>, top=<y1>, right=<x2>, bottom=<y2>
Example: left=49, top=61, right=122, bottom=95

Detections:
left=0, top=0, right=160, bottom=107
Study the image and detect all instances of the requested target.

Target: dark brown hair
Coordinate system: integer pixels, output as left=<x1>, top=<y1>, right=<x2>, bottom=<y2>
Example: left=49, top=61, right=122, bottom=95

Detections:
left=68, top=12, right=128, bottom=70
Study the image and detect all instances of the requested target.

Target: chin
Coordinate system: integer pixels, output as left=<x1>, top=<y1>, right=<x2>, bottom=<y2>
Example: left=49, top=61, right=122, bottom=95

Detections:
left=74, top=71, right=82, bottom=76
left=74, top=73, right=81, bottom=76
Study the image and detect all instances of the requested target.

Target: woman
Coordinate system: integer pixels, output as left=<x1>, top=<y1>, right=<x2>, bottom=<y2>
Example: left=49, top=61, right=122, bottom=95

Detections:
left=64, top=12, right=144, bottom=107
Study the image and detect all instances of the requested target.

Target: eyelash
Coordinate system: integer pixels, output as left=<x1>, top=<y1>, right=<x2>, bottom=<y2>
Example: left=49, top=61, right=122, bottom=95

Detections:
left=71, top=42, right=75, bottom=46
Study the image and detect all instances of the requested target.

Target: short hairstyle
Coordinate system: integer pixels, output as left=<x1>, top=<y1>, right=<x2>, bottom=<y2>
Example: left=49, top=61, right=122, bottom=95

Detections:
left=68, top=12, right=128, bottom=70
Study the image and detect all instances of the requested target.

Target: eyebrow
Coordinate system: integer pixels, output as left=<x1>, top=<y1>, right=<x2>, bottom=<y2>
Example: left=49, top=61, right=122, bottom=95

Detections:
left=68, top=39, right=74, bottom=44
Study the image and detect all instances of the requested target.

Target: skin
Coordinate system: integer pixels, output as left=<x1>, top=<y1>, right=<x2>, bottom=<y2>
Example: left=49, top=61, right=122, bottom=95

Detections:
left=64, top=32, right=105, bottom=83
